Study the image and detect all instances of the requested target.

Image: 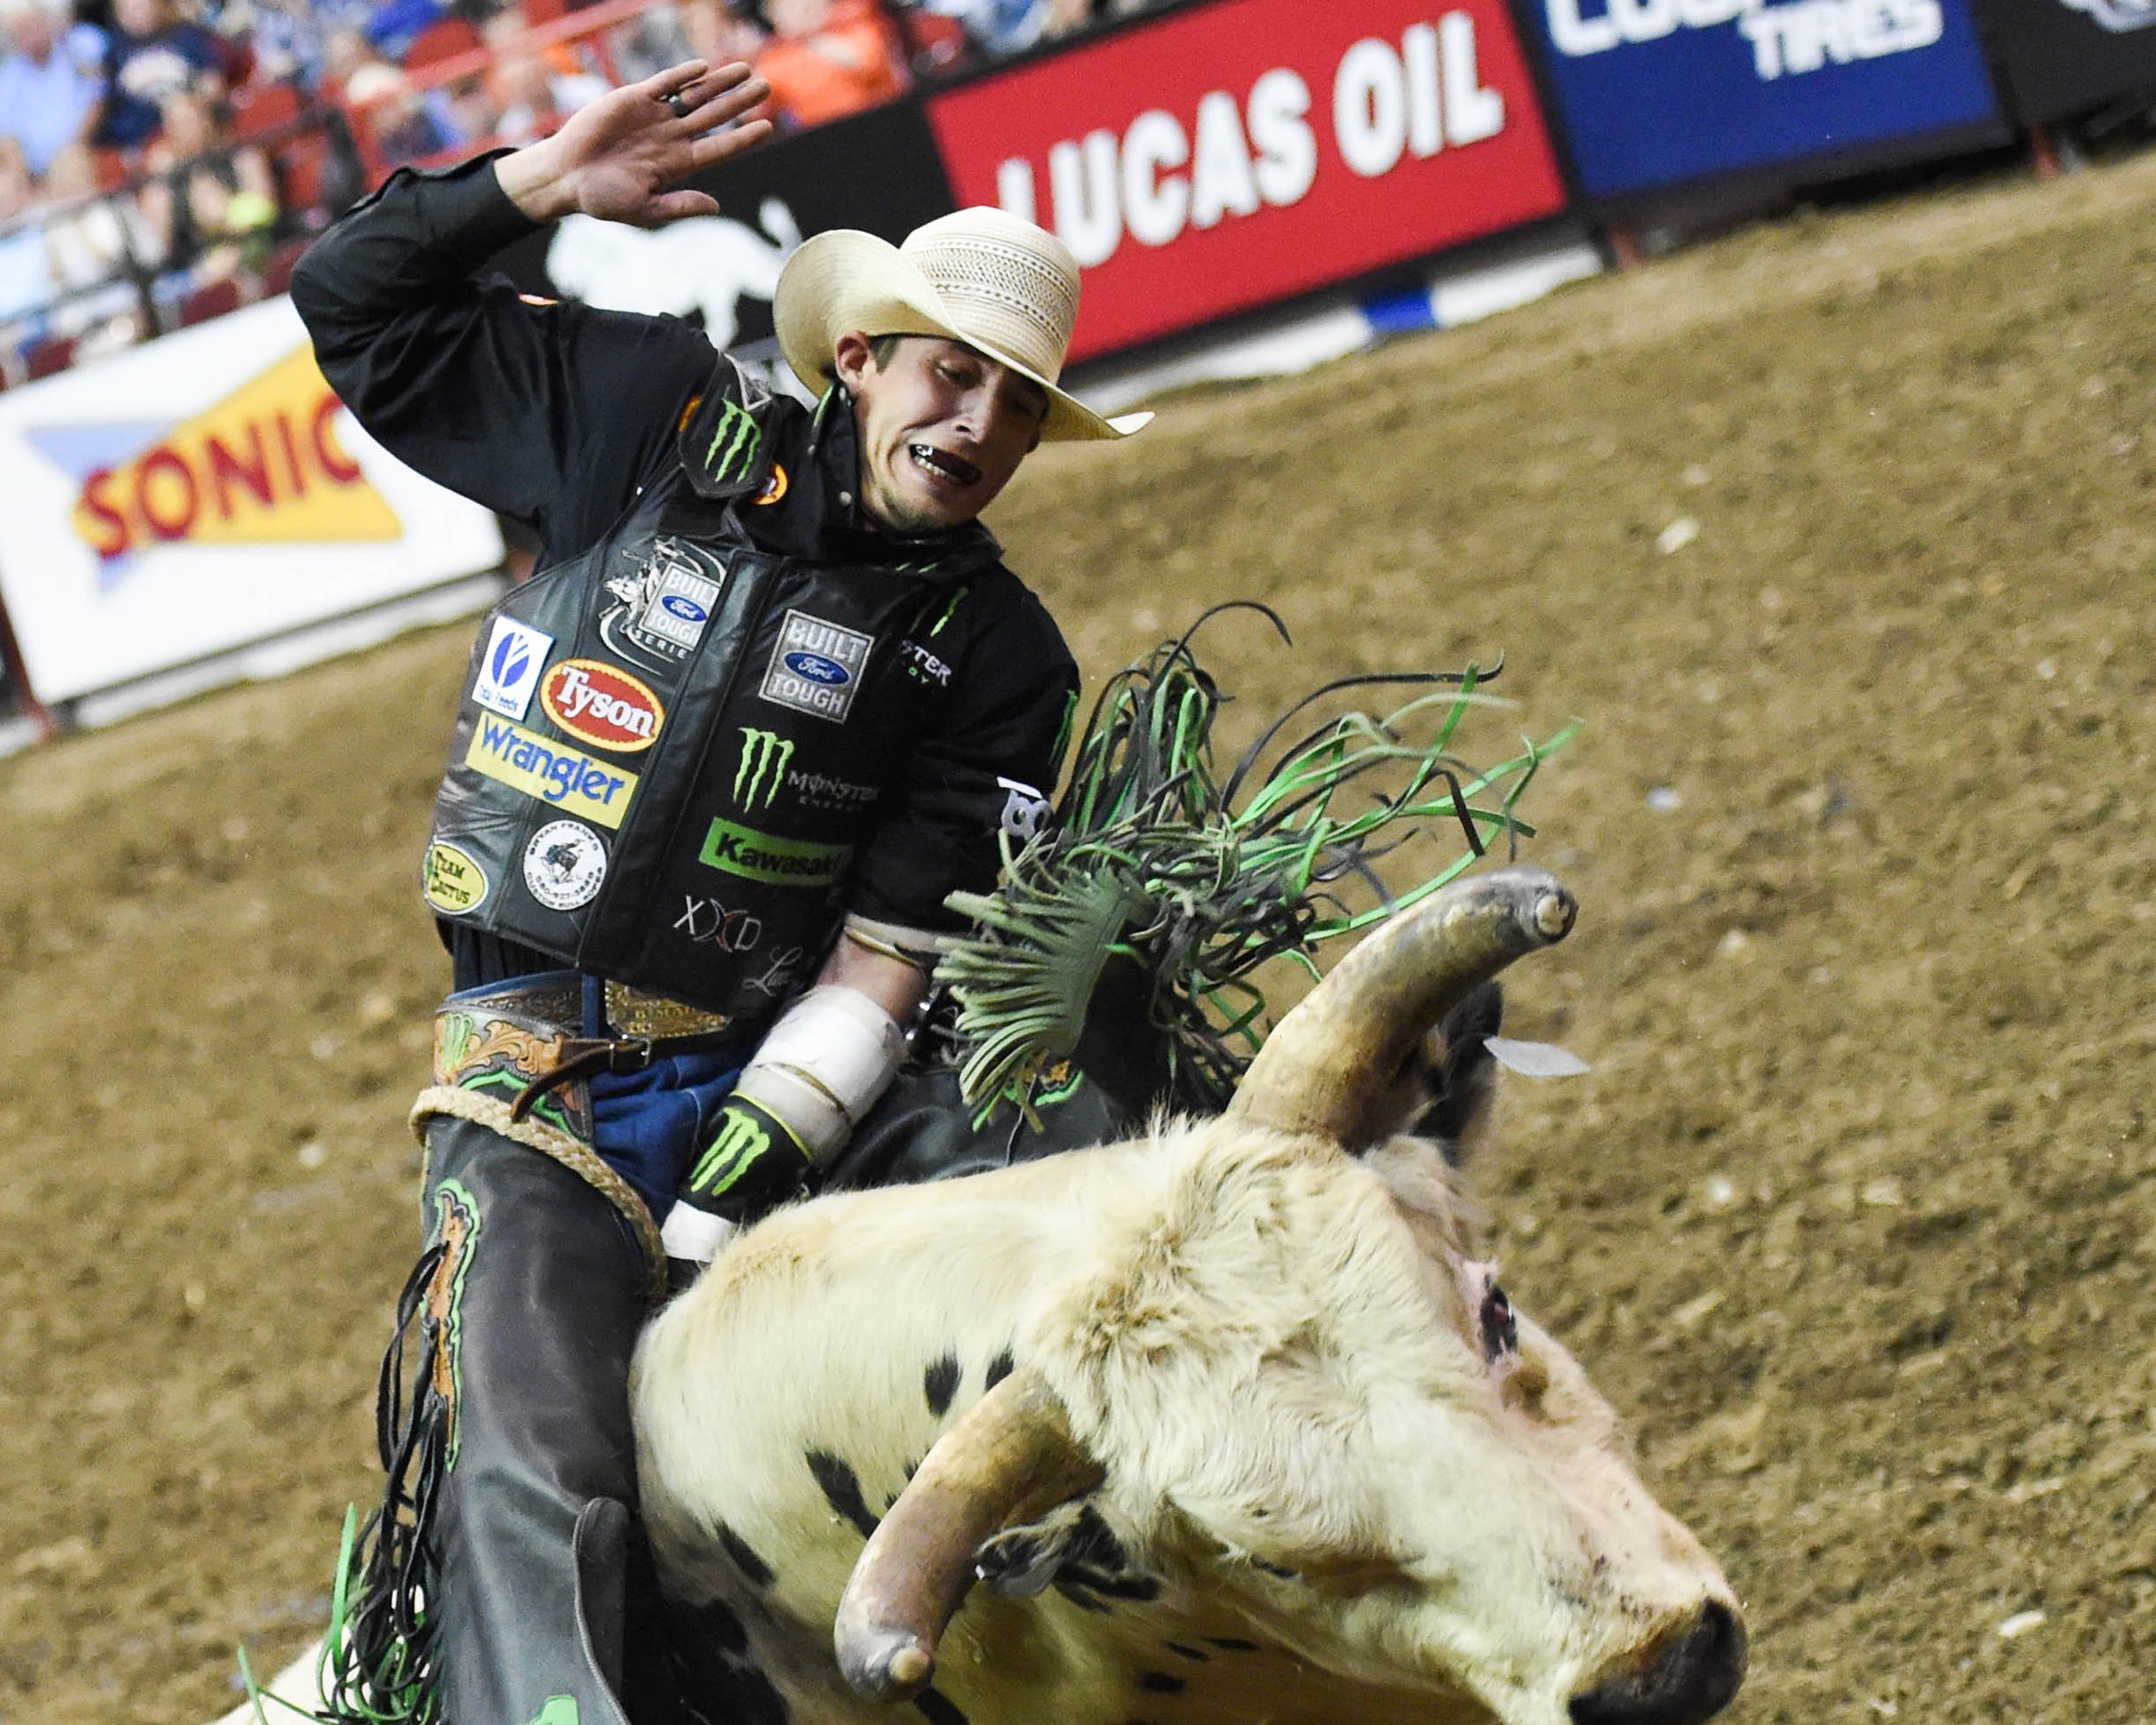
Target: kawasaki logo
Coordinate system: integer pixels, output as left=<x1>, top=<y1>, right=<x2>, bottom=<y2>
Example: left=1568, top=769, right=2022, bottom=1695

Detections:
left=734, top=727, right=794, bottom=811
left=703, top=397, right=760, bottom=486
left=688, top=1103, right=770, bottom=1196
left=698, top=818, right=850, bottom=886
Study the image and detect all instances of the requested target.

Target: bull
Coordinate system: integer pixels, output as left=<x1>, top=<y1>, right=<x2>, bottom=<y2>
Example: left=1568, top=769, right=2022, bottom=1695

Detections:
left=631, top=868, right=1746, bottom=1725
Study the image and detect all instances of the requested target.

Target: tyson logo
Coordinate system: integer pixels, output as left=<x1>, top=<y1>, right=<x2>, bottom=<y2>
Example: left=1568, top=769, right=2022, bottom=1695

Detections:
left=783, top=651, right=851, bottom=687
left=540, top=659, right=665, bottom=753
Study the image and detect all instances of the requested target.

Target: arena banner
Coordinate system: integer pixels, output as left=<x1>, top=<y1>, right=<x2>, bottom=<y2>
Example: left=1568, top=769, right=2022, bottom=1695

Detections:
left=924, top=0, right=1570, bottom=361
left=489, top=96, right=957, bottom=354
left=1523, top=0, right=2004, bottom=200
left=1966, top=0, right=2156, bottom=122
left=0, top=298, right=503, bottom=704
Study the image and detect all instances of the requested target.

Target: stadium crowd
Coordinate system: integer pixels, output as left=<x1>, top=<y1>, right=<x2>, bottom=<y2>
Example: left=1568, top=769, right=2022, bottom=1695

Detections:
left=0, top=0, right=1159, bottom=382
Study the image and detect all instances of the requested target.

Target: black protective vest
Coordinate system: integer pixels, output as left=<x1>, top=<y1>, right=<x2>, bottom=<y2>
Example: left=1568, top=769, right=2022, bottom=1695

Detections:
left=420, top=367, right=976, bottom=1018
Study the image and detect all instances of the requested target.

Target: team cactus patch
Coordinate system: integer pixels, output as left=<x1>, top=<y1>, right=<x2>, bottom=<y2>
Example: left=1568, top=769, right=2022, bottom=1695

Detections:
left=422, top=841, right=488, bottom=914
left=538, top=659, right=664, bottom=753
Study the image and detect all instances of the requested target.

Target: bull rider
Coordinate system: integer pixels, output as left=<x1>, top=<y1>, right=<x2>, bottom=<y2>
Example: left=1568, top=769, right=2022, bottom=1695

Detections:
left=290, top=56, right=1149, bottom=1725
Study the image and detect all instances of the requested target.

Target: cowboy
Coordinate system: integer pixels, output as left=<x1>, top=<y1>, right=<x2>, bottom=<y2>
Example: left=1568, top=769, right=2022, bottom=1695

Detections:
left=290, top=57, right=1147, bottom=1725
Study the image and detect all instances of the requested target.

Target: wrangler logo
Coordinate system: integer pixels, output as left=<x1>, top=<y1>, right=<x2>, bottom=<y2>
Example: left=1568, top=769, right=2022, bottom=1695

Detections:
left=697, top=818, right=850, bottom=886
left=468, top=716, right=637, bottom=828
left=704, top=398, right=761, bottom=486
left=734, top=727, right=793, bottom=811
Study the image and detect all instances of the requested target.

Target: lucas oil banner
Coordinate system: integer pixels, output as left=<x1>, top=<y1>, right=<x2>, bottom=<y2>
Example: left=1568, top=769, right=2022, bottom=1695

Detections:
left=926, top=0, right=1568, bottom=362
left=1525, top=0, right=2004, bottom=200
left=0, top=298, right=502, bottom=704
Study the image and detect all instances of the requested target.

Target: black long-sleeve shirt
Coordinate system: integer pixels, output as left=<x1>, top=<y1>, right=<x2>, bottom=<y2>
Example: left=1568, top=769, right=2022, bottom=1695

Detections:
left=291, top=154, right=1081, bottom=970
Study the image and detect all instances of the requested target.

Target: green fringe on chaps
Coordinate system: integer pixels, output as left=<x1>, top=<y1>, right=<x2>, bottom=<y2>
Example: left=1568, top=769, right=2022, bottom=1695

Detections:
left=316, top=1241, right=451, bottom=1725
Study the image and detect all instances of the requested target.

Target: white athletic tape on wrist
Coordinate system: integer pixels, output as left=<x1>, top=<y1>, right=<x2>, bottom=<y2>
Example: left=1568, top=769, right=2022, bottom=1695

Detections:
left=735, top=985, right=906, bottom=1161
left=733, top=1064, right=849, bottom=1156
left=661, top=1202, right=740, bottom=1264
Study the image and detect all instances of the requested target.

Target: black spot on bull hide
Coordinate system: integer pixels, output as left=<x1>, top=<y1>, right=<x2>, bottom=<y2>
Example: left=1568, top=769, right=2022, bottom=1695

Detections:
left=985, top=1348, right=1015, bottom=1390
left=913, top=1685, right=970, bottom=1725
left=805, top=1449, right=880, bottom=1540
left=923, top=1353, right=962, bottom=1418
left=717, top=1522, right=775, bottom=1589
left=653, top=1595, right=791, bottom=1725
left=1163, top=1642, right=1210, bottom=1661
left=1138, top=1672, right=1187, bottom=1694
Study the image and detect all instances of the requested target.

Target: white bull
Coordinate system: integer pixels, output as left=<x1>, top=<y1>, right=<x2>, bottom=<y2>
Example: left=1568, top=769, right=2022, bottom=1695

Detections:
left=632, top=868, right=1746, bottom=1725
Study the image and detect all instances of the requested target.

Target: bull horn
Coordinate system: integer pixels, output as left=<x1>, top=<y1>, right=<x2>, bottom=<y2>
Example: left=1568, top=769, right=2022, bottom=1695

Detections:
left=834, top=1368, right=1105, bottom=1702
left=1227, top=866, right=1576, bottom=1142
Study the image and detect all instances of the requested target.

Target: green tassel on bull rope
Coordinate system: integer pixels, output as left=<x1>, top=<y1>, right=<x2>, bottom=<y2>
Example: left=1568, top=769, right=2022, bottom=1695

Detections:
left=938, top=604, right=1578, bottom=1125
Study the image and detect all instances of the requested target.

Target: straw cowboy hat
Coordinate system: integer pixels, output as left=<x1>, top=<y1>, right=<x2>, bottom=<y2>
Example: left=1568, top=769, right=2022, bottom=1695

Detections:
left=773, top=206, right=1151, bottom=443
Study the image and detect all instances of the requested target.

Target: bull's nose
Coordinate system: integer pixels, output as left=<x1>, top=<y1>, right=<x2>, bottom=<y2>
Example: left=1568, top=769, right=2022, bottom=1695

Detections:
left=1568, top=1598, right=1746, bottom=1725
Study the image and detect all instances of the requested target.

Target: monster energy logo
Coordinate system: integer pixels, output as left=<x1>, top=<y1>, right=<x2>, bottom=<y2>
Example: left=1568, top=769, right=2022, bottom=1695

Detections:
left=704, top=398, right=761, bottom=485
left=734, top=727, right=794, bottom=810
left=688, top=1103, right=772, bottom=1197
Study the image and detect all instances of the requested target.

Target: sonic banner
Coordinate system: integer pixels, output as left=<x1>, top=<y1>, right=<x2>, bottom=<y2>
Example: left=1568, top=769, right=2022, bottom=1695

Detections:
left=1966, top=0, right=2156, bottom=122
left=0, top=298, right=503, bottom=704
left=1525, top=0, right=2003, bottom=199
left=926, top=0, right=1568, bottom=362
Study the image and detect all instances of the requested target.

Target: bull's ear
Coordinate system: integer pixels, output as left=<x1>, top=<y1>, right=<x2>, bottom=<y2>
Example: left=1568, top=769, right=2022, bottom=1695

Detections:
left=977, top=1501, right=1157, bottom=1606
left=975, top=1501, right=1089, bottom=1597
left=1362, top=981, right=1502, bottom=1161
left=1421, top=980, right=1503, bottom=1167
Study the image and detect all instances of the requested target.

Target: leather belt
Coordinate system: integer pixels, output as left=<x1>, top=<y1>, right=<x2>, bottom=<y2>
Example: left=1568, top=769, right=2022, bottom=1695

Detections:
left=433, top=976, right=740, bottom=1128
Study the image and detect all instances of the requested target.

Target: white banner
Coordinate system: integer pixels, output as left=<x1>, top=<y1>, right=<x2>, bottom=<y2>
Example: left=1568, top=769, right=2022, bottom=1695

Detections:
left=0, top=298, right=503, bottom=704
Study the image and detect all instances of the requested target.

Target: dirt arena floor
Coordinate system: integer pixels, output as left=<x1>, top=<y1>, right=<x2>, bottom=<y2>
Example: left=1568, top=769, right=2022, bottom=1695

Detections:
left=6, top=142, right=2156, bottom=1725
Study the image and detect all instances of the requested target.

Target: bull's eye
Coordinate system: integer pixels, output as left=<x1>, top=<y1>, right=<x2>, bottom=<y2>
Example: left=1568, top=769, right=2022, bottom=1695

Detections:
left=1478, top=1281, right=1519, bottom=1366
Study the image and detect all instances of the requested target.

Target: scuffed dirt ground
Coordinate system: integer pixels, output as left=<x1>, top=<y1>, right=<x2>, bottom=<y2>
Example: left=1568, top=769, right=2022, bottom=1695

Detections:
left=5, top=143, right=2156, bottom=1725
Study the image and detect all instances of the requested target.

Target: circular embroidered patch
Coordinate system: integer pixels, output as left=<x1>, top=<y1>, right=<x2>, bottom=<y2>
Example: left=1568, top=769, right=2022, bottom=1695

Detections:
left=522, top=821, right=608, bottom=911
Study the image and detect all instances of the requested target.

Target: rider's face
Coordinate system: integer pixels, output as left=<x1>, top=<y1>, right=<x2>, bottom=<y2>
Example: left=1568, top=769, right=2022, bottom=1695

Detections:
left=834, top=334, right=1049, bottom=535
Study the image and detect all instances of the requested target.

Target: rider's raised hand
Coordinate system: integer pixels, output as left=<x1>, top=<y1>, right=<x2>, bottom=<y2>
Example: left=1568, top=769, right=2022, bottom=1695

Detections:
left=495, top=60, right=773, bottom=227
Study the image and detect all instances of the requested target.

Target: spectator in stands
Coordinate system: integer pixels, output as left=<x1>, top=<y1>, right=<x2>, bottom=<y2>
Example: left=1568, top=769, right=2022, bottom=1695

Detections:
left=343, top=55, right=459, bottom=165
left=0, top=0, right=108, bottom=177
left=235, top=0, right=366, bottom=87
left=755, top=0, right=905, bottom=130
left=42, top=139, right=149, bottom=352
left=676, top=0, right=764, bottom=70
left=916, top=0, right=1133, bottom=58
left=96, top=0, right=224, bottom=150
left=361, top=0, right=445, bottom=63
left=481, top=6, right=606, bottom=148
left=0, top=139, right=55, bottom=369
left=137, top=84, right=276, bottom=301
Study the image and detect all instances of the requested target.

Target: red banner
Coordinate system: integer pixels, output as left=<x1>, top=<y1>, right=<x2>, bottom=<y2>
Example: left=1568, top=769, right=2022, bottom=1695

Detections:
left=926, top=0, right=1568, bottom=361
